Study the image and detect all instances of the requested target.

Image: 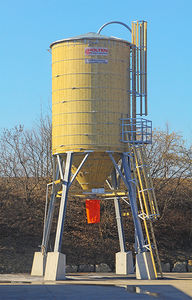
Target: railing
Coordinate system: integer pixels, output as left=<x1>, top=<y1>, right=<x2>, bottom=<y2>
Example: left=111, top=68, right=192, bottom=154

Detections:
left=121, top=117, right=152, bottom=144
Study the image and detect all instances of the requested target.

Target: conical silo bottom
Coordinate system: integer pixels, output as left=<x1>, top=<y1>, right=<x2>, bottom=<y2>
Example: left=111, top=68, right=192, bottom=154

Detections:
left=71, top=152, right=120, bottom=191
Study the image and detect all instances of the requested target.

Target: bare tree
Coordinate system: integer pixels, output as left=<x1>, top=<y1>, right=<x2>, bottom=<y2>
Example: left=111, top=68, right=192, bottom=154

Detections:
left=0, top=115, right=52, bottom=201
left=0, top=118, right=191, bottom=208
left=146, top=124, right=192, bottom=218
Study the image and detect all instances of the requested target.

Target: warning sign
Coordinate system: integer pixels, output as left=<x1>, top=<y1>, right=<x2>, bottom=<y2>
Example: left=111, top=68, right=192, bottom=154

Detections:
left=85, top=47, right=108, bottom=56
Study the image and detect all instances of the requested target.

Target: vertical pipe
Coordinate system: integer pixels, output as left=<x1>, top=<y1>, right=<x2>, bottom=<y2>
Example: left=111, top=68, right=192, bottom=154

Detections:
left=132, top=22, right=137, bottom=141
left=131, top=21, right=134, bottom=44
left=140, top=23, right=143, bottom=116
left=132, top=49, right=136, bottom=138
left=142, top=22, right=145, bottom=96
left=137, top=21, right=139, bottom=97
left=127, top=46, right=131, bottom=119
left=133, top=21, right=136, bottom=44
left=144, top=21, right=148, bottom=115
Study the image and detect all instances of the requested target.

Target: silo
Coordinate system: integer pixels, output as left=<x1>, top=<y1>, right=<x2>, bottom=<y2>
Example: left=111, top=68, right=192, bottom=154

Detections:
left=50, top=33, right=131, bottom=190
left=31, top=21, right=162, bottom=281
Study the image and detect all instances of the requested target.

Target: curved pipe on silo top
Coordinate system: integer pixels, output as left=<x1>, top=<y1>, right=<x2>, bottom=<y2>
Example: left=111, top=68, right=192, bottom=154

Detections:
left=97, top=21, right=132, bottom=34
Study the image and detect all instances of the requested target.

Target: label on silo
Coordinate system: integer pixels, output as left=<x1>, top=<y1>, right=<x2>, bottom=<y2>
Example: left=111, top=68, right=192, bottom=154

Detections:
left=85, top=47, right=108, bottom=56
left=85, top=59, right=108, bottom=64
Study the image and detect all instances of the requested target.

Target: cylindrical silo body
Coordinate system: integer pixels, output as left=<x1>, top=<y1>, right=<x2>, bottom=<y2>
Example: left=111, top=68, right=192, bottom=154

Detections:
left=50, top=33, right=131, bottom=190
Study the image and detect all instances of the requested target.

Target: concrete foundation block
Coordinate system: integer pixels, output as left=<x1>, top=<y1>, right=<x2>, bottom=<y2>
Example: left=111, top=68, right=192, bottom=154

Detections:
left=31, top=252, right=46, bottom=276
left=44, top=252, right=66, bottom=281
left=136, top=252, right=156, bottom=279
left=115, top=251, right=134, bottom=275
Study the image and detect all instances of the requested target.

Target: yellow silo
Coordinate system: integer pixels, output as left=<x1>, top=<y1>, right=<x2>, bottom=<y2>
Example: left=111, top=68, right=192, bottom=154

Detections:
left=32, top=21, right=161, bottom=281
left=50, top=33, right=131, bottom=190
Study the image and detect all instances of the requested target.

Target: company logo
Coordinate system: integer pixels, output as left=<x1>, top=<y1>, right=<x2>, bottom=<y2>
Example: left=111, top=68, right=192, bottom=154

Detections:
left=85, top=47, right=108, bottom=56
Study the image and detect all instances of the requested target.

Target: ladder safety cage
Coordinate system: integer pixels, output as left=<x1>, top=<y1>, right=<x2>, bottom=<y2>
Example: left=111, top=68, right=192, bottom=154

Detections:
left=130, top=20, right=147, bottom=118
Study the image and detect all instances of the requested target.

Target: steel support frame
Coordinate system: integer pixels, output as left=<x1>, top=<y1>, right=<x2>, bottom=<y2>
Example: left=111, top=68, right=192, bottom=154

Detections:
left=41, top=151, right=89, bottom=254
left=108, top=151, right=145, bottom=253
left=42, top=150, right=145, bottom=258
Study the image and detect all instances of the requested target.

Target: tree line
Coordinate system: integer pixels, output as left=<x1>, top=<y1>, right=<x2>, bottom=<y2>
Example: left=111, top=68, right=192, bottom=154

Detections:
left=0, top=117, right=191, bottom=198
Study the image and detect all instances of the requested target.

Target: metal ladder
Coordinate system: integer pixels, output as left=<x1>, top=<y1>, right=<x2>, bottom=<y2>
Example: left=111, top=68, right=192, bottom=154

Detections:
left=130, top=145, right=163, bottom=278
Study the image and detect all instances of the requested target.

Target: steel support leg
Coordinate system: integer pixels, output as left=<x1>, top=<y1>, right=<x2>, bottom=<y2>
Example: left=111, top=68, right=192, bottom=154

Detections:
left=111, top=169, right=126, bottom=252
left=54, top=152, right=73, bottom=252
left=122, top=153, right=145, bottom=252
left=108, top=152, right=145, bottom=253
left=41, top=161, right=60, bottom=253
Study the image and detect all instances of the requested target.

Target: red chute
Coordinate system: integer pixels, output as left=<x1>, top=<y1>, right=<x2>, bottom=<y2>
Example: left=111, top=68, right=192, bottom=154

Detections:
left=85, top=199, right=100, bottom=224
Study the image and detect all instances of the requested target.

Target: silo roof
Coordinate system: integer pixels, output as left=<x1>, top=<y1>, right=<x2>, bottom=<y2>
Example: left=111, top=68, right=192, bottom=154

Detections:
left=50, top=32, right=131, bottom=48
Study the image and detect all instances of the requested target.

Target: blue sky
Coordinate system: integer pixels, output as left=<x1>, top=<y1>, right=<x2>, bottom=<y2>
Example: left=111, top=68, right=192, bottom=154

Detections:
left=0, top=0, right=192, bottom=144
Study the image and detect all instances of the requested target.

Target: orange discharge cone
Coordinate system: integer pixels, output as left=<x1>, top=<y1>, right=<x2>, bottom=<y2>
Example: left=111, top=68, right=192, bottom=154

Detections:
left=86, top=199, right=100, bottom=224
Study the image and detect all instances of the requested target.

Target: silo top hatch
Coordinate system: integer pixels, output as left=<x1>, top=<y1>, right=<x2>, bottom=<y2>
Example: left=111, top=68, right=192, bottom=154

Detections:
left=50, top=32, right=131, bottom=48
